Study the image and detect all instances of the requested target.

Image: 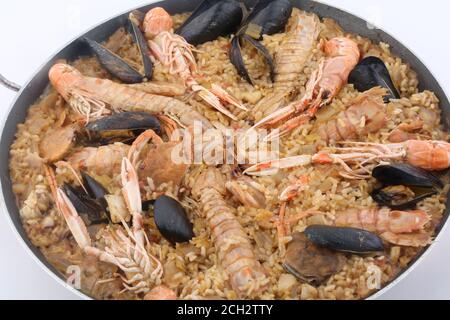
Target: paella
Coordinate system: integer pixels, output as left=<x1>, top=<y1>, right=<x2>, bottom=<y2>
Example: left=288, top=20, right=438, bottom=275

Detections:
left=9, top=0, right=450, bottom=300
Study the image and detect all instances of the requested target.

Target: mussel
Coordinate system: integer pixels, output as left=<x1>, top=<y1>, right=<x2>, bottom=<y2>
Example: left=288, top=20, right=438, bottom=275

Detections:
left=305, top=225, right=385, bottom=254
left=176, top=0, right=244, bottom=46
left=348, top=56, right=400, bottom=102
left=63, top=172, right=109, bottom=224
left=230, top=0, right=293, bottom=84
left=84, top=11, right=153, bottom=84
left=283, top=232, right=346, bottom=286
left=84, top=112, right=162, bottom=146
left=371, top=164, right=443, bottom=210
left=153, top=195, right=195, bottom=244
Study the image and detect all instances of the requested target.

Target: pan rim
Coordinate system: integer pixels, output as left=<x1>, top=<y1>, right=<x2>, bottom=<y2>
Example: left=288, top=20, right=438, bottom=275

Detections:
left=1, top=0, right=449, bottom=300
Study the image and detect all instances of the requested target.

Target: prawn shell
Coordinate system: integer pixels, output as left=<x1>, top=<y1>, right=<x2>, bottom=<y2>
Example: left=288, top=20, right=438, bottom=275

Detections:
left=239, top=0, right=293, bottom=39
left=85, top=112, right=162, bottom=136
left=176, top=0, right=243, bottom=45
left=153, top=195, right=194, bottom=244
left=372, top=164, right=443, bottom=189
left=84, top=38, right=144, bottom=84
left=305, top=225, right=385, bottom=253
left=348, top=56, right=400, bottom=102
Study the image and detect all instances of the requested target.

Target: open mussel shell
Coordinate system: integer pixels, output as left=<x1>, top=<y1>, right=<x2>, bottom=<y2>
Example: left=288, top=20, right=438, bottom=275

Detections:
left=230, top=34, right=275, bottom=85
left=176, top=0, right=243, bottom=45
left=371, top=186, right=437, bottom=211
left=371, top=164, right=442, bottom=210
left=84, top=37, right=144, bottom=84
left=283, top=232, right=346, bottom=286
left=84, top=12, right=152, bottom=84
left=305, top=225, right=384, bottom=254
left=85, top=112, right=162, bottom=136
left=372, top=164, right=443, bottom=189
left=128, top=11, right=153, bottom=80
left=239, top=0, right=293, bottom=39
left=348, top=56, right=400, bottom=102
left=63, top=184, right=107, bottom=224
left=153, top=195, right=195, bottom=244
left=81, top=172, right=108, bottom=210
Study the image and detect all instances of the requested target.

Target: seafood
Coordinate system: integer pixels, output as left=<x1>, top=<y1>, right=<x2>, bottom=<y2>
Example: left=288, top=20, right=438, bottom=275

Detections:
left=176, top=0, right=243, bottom=45
left=245, top=140, right=450, bottom=178
left=44, top=132, right=166, bottom=294
left=49, top=63, right=211, bottom=127
left=153, top=195, right=195, bottom=244
left=225, top=171, right=266, bottom=209
left=144, top=7, right=247, bottom=121
left=85, top=112, right=162, bottom=136
left=230, top=0, right=293, bottom=84
left=283, top=232, right=346, bottom=286
left=253, top=37, right=360, bottom=139
left=305, top=225, right=385, bottom=253
left=314, top=87, right=387, bottom=143
left=144, top=285, right=177, bottom=300
left=371, top=164, right=443, bottom=210
left=252, top=10, right=320, bottom=117
left=348, top=56, right=400, bottom=102
left=40, top=125, right=77, bottom=162
left=192, top=168, right=268, bottom=298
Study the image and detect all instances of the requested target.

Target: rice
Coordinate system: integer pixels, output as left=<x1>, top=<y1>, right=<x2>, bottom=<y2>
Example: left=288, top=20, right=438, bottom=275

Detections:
left=8, top=8, right=449, bottom=300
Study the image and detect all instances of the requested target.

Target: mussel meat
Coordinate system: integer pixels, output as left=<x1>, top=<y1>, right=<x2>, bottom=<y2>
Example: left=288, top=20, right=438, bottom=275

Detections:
left=153, top=195, right=195, bottom=244
left=230, top=0, right=292, bottom=84
left=176, top=0, right=243, bottom=46
left=305, top=225, right=385, bottom=254
left=84, top=12, right=153, bottom=84
left=283, top=232, right=346, bottom=286
left=348, top=56, right=400, bottom=102
left=371, top=164, right=443, bottom=210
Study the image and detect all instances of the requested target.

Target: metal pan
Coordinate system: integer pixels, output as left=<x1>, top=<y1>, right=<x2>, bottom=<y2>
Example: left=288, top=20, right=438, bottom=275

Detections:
left=1, top=0, right=449, bottom=300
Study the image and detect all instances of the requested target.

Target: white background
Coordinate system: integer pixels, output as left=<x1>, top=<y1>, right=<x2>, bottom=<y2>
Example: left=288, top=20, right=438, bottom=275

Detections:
left=0, top=0, right=449, bottom=300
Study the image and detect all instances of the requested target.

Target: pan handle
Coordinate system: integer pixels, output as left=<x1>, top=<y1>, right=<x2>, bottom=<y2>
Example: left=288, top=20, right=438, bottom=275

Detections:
left=0, top=73, right=21, bottom=92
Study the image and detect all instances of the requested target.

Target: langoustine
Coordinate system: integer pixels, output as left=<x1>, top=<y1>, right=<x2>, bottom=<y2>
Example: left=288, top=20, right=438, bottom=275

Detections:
left=44, top=132, right=177, bottom=296
left=192, top=168, right=268, bottom=298
left=253, top=37, right=361, bottom=139
left=49, top=63, right=211, bottom=128
left=253, top=10, right=321, bottom=118
left=245, top=140, right=450, bottom=178
left=143, top=7, right=247, bottom=121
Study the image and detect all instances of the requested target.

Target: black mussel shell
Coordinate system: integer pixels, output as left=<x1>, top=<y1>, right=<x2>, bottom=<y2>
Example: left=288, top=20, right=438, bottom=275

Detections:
left=81, top=172, right=108, bottom=209
left=84, top=37, right=144, bottom=84
left=63, top=184, right=106, bottom=224
left=85, top=112, right=162, bottom=136
left=372, top=164, right=443, bottom=189
left=128, top=11, right=153, bottom=80
left=283, top=232, right=346, bottom=286
left=230, top=34, right=275, bottom=85
left=371, top=186, right=437, bottom=211
left=239, top=0, right=293, bottom=39
left=142, top=199, right=155, bottom=213
left=305, top=225, right=384, bottom=254
left=348, top=56, right=400, bottom=102
left=176, top=0, right=243, bottom=45
left=153, top=195, right=194, bottom=244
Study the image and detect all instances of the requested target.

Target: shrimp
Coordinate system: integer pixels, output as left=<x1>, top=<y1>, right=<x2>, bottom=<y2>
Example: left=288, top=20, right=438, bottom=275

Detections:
left=192, top=168, right=268, bottom=298
left=253, top=37, right=360, bottom=139
left=245, top=140, right=450, bottom=178
left=253, top=10, right=321, bottom=118
left=277, top=178, right=432, bottom=247
left=225, top=174, right=266, bottom=209
left=65, top=143, right=130, bottom=177
left=314, top=87, right=387, bottom=143
left=49, top=63, right=211, bottom=128
left=143, top=7, right=247, bottom=121
left=44, top=132, right=167, bottom=295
